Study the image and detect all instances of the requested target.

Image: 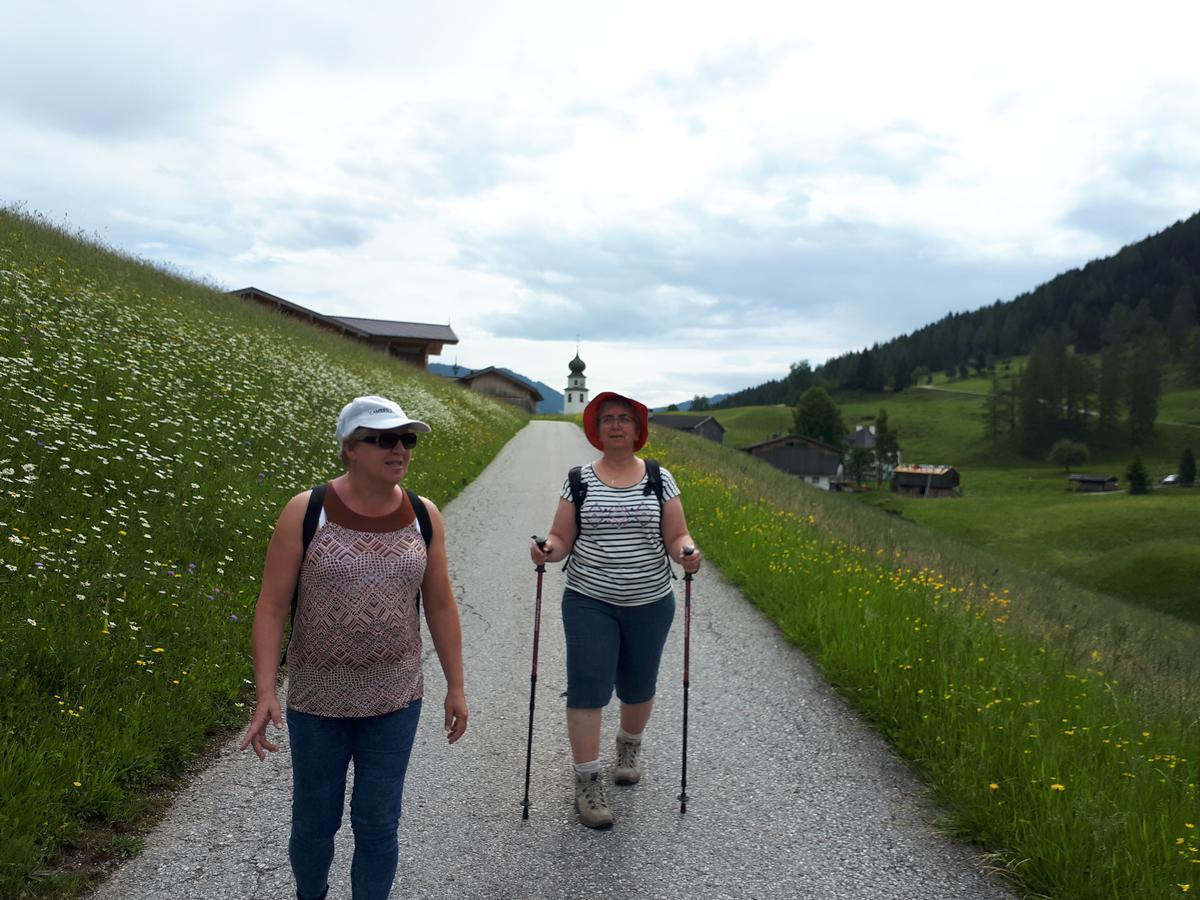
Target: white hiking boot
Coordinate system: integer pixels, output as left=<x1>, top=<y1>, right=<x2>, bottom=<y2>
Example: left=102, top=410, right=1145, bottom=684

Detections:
left=614, top=733, right=642, bottom=785
left=574, top=770, right=614, bottom=829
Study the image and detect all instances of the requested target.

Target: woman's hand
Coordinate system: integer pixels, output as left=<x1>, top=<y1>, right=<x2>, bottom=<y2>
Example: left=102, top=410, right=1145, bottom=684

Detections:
left=444, top=687, right=468, bottom=744
left=530, top=536, right=552, bottom=566
left=679, top=544, right=703, bottom=575
left=239, top=692, right=283, bottom=761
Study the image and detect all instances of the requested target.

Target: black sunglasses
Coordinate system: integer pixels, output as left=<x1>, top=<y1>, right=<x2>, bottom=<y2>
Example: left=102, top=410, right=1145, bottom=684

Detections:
left=358, top=432, right=418, bottom=450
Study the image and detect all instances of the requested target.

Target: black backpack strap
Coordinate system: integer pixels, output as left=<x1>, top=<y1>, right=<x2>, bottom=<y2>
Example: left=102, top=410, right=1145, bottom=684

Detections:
left=282, top=483, right=327, bottom=663
left=407, top=489, right=432, bottom=611
left=642, top=459, right=675, bottom=578
left=643, top=458, right=664, bottom=504
left=407, top=489, right=432, bottom=548
left=568, top=466, right=587, bottom=532
left=563, top=466, right=587, bottom=570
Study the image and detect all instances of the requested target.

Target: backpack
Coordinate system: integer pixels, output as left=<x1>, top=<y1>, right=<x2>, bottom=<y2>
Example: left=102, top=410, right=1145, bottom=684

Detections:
left=282, top=484, right=432, bottom=662
left=565, top=459, right=668, bottom=571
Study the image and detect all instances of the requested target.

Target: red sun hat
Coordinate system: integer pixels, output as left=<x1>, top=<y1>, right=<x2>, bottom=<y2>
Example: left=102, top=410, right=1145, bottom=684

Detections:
left=583, top=391, right=650, bottom=451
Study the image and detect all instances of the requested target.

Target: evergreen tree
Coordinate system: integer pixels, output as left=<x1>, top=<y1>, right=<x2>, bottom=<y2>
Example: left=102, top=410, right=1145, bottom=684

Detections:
left=1127, top=340, right=1162, bottom=444
left=1180, top=448, right=1196, bottom=487
left=1186, top=327, right=1200, bottom=386
left=690, top=395, right=710, bottom=411
left=1125, top=454, right=1150, bottom=494
left=1097, top=343, right=1123, bottom=445
left=793, top=387, right=846, bottom=448
left=1167, top=286, right=1198, bottom=359
left=984, top=371, right=1004, bottom=446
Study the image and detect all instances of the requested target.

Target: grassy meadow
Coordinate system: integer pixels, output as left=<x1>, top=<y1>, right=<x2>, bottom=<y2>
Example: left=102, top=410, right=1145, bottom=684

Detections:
left=0, top=209, right=526, bottom=896
left=696, top=373, right=1200, bottom=622
left=646, top=423, right=1199, bottom=900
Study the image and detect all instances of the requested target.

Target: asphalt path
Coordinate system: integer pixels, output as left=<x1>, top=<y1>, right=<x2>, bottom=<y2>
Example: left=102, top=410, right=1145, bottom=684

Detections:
left=90, top=421, right=1016, bottom=900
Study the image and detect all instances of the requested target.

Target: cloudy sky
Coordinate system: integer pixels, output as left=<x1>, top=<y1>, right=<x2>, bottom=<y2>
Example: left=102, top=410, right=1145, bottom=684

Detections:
left=4, top=2, right=1199, bottom=407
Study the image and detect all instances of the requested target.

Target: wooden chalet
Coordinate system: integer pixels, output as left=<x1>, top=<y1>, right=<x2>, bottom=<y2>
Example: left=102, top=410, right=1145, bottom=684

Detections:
left=457, top=366, right=543, bottom=414
left=650, top=413, right=726, bottom=444
left=741, top=433, right=842, bottom=489
left=1067, top=473, right=1119, bottom=493
left=891, top=465, right=961, bottom=498
left=229, top=287, right=457, bottom=369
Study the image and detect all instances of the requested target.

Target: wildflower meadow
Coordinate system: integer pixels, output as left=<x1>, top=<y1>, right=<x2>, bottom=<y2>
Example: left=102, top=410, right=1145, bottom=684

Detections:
left=645, top=426, right=1199, bottom=899
left=0, top=209, right=525, bottom=896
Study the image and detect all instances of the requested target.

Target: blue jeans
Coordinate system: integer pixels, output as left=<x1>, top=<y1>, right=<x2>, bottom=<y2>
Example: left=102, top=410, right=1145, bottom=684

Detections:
left=286, top=701, right=422, bottom=900
left=562, top=588, right=676, bottom=708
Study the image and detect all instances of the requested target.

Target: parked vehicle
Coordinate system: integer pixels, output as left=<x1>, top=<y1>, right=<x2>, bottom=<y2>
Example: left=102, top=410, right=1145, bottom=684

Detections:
left=1161, top=473, right=1181, bottom=485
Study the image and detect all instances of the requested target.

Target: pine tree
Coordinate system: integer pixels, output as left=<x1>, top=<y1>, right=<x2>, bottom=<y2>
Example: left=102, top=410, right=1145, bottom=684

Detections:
left=1097, top=343, right=1123, bottom=445
left=1128, top=340, right=1162, bottom=445
left=1180, top=448, right=1196, bottom=487
left=1186, top=327, right=1200, bottom=387
left=1168, top=286, right=1198, bottom=359
left=1125, top=454, right=1150, bottom=494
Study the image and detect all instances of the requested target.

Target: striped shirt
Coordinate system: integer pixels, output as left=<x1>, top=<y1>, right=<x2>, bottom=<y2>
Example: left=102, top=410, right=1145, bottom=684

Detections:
left=561, top=462, right=680, bottom=605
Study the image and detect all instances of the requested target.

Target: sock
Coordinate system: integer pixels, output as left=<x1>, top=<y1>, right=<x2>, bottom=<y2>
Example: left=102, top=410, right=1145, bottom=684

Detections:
left=617, top=727, right=643, bottom=742
left=573, top=758, right=601, bottom=775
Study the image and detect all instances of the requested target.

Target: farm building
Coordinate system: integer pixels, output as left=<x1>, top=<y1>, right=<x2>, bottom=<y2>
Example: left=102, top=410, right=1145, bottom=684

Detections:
left=229, top=286, right=457, bottom=369
left=651, top=413, right=726, bottom=444
left=891, top=465, right=961, bottom=498
left=741, top=433, right=842, bottom=488
left=1067, top=474, right=1119, bottom=493
left=457, top=366, right=543, bottom=414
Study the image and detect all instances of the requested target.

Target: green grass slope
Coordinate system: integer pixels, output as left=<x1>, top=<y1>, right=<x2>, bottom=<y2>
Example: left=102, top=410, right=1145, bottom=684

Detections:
left=709, top=375, right=1200, bottom=621
left=0, top=209, right=526, bottom=896
left=646, top=423, right=1198, bottom=900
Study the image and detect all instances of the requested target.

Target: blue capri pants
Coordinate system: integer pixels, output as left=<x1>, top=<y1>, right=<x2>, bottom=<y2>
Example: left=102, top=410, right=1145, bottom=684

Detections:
left=562, top=587, right=676, bottom=708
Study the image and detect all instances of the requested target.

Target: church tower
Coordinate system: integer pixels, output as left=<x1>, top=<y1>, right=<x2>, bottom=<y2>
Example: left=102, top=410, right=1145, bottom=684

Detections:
left=563, top=348, right=588, bottom=415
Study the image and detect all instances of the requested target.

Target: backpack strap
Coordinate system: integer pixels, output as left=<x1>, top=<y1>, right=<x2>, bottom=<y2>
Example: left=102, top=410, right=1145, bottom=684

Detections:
left=642, top=459, right=675, bottom=578
left=563, top=466, right=587, bottom=571
left=567, top=466, right=587, bottom=533
left=643, top=458, right=664, bottom=504
left=406, top=489, right=432, bottom=611
left=282, top=483, right=327, bottom=663
left=407, top=489, right=432, bottom=548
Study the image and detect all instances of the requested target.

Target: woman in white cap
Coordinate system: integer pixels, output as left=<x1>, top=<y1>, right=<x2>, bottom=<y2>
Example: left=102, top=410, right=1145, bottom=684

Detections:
left=241, top=395, right=467, bottom=900
left=530, top=390, right=701, bottom=829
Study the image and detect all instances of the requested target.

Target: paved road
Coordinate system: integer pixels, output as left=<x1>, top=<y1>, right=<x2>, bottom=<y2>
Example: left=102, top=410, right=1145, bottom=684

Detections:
left=90, top=421, right=1015, bottom=900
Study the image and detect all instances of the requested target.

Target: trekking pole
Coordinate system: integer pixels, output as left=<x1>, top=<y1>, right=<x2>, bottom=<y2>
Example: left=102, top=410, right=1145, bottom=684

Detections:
left=521, top=536, right=547, bottom=821
left=678, top=545, right=695, bottom=815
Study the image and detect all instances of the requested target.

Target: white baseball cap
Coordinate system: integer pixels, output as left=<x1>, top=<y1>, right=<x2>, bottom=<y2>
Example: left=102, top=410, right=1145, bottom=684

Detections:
left=335, top=395, right=432, bottom=442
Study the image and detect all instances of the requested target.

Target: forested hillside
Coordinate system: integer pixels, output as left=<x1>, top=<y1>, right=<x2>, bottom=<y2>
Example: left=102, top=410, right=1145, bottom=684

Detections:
left=718, top=210, right=1200, bottom=457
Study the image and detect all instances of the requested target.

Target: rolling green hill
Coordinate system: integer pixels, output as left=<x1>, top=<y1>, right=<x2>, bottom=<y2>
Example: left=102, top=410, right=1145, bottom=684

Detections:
left=698, top=375, right=1200, bottom=621
left=0, top=208, right=525, bottom=895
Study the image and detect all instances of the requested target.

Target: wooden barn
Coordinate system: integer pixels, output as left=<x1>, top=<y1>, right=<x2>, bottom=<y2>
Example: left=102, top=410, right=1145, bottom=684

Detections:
left=457, top=366, right=543, bottom=414
left=229, top=287, right=457, bottom=370
left=891, top=465, right=961, bottom=498
left=651, top=413, right=726, bottom=444
left=741, top=433, right=842, bottom=489
left=1067, top=473, right=1119, bottom=493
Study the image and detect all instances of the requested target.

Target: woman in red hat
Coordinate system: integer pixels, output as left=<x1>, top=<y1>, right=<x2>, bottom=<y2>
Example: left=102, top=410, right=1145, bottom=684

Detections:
left=531, top=391, right=701, bottom=829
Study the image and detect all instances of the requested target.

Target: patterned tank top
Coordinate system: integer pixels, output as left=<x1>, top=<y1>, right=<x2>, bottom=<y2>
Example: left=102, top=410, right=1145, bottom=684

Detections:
left=286, top=482, right=426, bottom=717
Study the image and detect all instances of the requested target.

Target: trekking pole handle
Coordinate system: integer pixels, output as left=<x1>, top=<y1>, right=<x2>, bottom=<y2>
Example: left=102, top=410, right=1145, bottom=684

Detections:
left=532, top=535, right=547, bottom=572
left=682, top=545, right=694, bottom=581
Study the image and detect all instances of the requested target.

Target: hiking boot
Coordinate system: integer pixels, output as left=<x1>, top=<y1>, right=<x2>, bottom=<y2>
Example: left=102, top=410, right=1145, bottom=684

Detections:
left=614, top=733, right=642, bottom=785
left=573, top=770, right=614, bottom=829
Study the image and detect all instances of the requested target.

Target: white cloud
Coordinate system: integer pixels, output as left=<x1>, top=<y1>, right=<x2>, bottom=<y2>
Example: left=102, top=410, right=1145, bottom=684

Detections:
left=4, top=0, right=1200, bottom=407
